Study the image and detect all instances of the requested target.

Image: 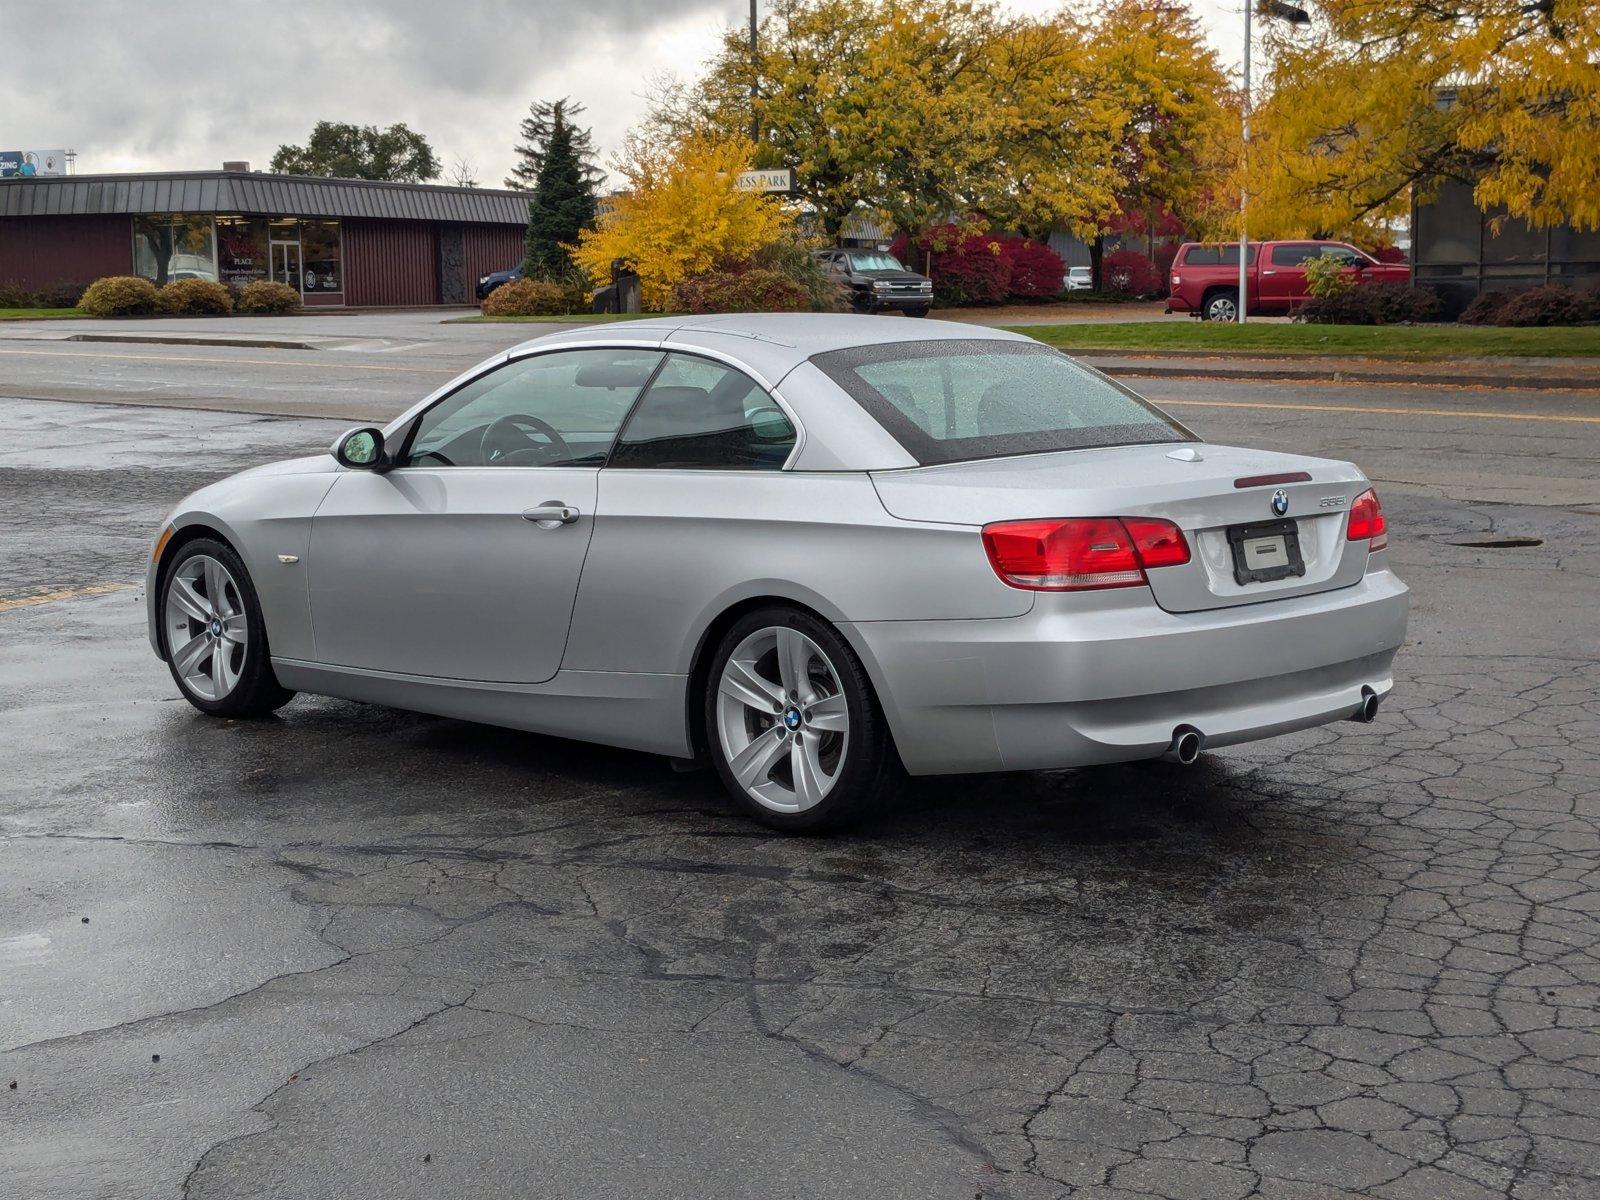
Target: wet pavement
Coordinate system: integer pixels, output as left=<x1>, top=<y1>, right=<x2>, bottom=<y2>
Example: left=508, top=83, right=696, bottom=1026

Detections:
left=2, top=361, right=1599, bottom=1199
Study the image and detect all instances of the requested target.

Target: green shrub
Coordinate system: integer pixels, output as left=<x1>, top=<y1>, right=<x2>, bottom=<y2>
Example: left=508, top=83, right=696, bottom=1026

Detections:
left=672, top=267, right=811, bottom=314
left=77, top=276, right=160, bottom=316
left=481, top=277, right=577, bottom=316
left=0, top=281, right=35, bottom=307
left=235, top=280, right=301, bottom=314
left=748, top=235, right=847, bottom=311
left=1299, top=283, right=1440, bottom=325
left=156, top=278, right=234, bottom=315
left=1303, top=252, right=1356, bottom=300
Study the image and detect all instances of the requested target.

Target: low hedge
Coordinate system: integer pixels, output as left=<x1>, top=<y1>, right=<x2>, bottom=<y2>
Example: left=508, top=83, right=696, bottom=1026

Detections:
left=0, top=280, right=89, bottom=308
left=1459, top=283, right=1599, bottom=327
left=235, top=280, right=301, bottom=314
left=482, top=277, right=582, bottom=317
left=156, top=278, right=233, bottom=315
left=1298, top=283, right=1440, bottom=325
left=77, top=276, right=160, bottom=316
left=673, top=267, right=811, bottom=314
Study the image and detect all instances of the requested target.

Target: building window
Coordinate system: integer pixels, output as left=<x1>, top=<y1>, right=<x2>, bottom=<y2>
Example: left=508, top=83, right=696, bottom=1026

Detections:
left=300, top=219, right=342, bottom=294
left=216, top=217, right=269, bottom=288
left=133, top=214, right=216, bottom=285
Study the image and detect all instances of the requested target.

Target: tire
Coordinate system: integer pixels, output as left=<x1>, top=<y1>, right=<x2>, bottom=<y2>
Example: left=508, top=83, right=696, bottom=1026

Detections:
left=158, top=536, right=294, bottom=718
left=704, top=606, right=900, bottom=833
left=1203, top=290, right=1240, bottom=323
left=906, top=306, right=931, bottom=318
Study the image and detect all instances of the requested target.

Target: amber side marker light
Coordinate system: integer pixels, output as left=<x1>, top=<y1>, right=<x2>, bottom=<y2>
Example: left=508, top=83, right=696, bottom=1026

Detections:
left=151, top=525, right=175, bottom=563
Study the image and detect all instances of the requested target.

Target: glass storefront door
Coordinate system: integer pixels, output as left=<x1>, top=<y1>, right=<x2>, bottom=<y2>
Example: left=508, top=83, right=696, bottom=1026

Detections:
left=271, top=240, right=302, bottom=292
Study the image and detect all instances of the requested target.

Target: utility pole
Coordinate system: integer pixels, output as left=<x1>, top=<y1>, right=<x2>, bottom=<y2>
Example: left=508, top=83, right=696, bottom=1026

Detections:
left=1239, top=0, right=1251, bottom=324
left=750, top=0, right=760, bottom=143
left=1239, top=2, right=1311, bottom=324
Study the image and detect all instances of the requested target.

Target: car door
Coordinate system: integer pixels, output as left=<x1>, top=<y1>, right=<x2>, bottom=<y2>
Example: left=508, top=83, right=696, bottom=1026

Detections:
left=307, top=346, right=663, bottom=683
left=562, top=352, right=804, bottom=675
left=1260, top=243, right=1319, bottom=306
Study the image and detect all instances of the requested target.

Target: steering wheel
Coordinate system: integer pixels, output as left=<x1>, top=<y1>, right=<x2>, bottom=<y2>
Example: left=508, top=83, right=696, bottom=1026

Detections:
left=480, top=413, right=573, bottom=466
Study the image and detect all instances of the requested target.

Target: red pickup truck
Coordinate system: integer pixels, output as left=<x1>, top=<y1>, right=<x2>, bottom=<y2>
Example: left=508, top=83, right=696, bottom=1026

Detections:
left=1166, top=240, right=1409, bottom=322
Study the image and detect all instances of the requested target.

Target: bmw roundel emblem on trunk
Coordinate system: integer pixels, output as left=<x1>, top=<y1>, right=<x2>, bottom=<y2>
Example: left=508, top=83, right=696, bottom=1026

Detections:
left=1271, top=489, right=1290, bottom=516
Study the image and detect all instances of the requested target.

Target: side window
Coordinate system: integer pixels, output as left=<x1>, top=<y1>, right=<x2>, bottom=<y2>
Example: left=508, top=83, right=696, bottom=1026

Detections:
left=1271, top=244, right=1318, bottom=267
left=610, top=354, right=796, bottom=471
left=404, top=348, right=663, bottom=468
left=1317, top=244, right=1363, bottom=267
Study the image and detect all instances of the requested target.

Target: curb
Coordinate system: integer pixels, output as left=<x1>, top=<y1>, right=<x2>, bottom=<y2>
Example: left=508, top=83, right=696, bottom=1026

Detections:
left=1076, top=356, right=1600, bottom=392
left=64, top=333, right=322, bottom=351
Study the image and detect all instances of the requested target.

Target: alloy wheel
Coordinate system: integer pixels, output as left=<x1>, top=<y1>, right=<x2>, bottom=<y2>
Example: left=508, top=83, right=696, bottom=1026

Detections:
left=165, top=554, right=248, bottom=701
left=1207, top=294, right=1239, bottom=322
left=715, top=626, right=850, bottom=813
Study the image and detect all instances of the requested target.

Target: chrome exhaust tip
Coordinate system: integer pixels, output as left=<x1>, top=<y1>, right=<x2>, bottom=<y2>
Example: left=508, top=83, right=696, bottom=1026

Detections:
left=1351, top=687, right=1380, bottom=724
left=1169, top=726, right=1204, bottom=765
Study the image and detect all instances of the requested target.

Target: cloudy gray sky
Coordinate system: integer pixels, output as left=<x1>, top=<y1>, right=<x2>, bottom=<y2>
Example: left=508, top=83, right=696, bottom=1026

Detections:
left=0, top=0, right=1243, bottom=186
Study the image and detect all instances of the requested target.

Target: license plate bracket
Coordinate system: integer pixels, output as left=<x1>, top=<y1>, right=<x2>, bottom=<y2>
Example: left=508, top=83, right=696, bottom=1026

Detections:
left=1227, top=518, right=1305, bottom=585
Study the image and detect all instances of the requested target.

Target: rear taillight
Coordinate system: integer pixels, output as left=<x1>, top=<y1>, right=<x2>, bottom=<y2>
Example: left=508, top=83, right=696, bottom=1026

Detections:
left=982, top=517, right=1190, bottom=591
left=1346, top=488, right=1388, bottom=551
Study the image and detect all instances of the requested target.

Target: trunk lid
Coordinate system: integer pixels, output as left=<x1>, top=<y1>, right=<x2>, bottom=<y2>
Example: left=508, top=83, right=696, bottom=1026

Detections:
left=870, top=443, right=1373, bottom=613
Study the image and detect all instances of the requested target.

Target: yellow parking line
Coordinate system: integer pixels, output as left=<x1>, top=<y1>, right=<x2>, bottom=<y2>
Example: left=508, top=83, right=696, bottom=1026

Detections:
left=0, top=583, right=135, bottom=613
left=0, top=347, right=455, bottom=375
left=1163, top=397, right=1600, bottom=426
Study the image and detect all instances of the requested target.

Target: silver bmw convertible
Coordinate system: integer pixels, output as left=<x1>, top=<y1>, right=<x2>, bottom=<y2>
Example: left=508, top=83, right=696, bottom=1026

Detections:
left=146, top=314, right=1408, bottom=830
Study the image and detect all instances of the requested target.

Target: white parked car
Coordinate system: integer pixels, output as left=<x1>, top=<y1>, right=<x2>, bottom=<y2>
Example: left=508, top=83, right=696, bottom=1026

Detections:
left=1064, top=266, right=1093, bottom=292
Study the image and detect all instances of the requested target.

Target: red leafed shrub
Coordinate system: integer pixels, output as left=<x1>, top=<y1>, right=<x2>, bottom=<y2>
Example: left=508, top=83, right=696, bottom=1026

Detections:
left=894, top=227, right=1069, bottom=305
left=998, top=237, right=1066, bottom=301
left=1491, top=284, right=1598, bottom=327
left=672, top=267, right=811, bottom=314
left=1367, top=244, right=1409, bottom=264
left=1101, top=248, right=1164, bottom=297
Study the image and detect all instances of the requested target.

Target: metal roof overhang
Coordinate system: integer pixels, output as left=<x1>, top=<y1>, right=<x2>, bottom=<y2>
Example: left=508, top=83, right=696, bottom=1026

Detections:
left=0, top=171, right=528, bottom=224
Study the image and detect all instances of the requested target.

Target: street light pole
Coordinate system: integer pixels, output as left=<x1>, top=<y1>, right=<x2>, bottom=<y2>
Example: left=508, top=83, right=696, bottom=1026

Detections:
left=1239, top=0, right=1252, bottom=325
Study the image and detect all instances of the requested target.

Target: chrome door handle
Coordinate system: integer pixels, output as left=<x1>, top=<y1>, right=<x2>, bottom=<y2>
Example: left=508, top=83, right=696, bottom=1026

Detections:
left=1262, top=269, right=1278, bottom=275
left=522, top=502, right=579, bottom=527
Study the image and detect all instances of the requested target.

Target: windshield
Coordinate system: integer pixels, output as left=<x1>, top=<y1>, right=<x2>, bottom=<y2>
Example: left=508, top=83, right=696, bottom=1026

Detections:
left=811, top=339, right=1192, bottom=465
left=848, top=252, right=907, bottom=272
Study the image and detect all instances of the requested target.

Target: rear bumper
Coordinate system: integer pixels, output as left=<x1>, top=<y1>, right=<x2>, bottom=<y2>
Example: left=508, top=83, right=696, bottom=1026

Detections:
left=1166, top=293, right=1196, bottom=314
left=842, top=566, right=1409, bottom=775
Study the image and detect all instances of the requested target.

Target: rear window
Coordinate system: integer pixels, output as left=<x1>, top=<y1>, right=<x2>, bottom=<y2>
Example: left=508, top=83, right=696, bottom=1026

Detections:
left=1179, top=244, right=1258, bottom=266
left=811, top=339, right=1193, bottom=466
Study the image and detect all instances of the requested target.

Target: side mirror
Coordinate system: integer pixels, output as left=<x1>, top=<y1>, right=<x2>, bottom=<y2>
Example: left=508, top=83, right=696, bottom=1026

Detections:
left=332, top=426, right=388, bottom=470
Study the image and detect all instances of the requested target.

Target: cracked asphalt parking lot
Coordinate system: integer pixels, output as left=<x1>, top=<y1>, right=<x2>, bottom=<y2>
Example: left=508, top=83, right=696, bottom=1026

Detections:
left=2, top=342, right=1599, bottom=1199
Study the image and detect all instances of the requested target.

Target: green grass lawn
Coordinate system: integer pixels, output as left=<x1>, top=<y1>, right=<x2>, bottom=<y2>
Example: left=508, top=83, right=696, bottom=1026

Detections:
left=1012, top=321, right=1600, bottom=359
left=448, top=311, right=683, bottom=324
left=0, top=307, right=83, bottom=320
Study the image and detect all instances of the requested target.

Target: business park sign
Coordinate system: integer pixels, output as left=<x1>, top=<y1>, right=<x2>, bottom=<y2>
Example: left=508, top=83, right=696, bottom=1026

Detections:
left=1, top=149, right=68, bottom=178
left=735, top=168, right=794, bottom=194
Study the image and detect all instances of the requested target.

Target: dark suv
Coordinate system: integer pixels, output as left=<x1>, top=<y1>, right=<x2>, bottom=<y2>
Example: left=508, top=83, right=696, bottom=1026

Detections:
left=475, top=264, right=523, bottom=301
left=817, top=249, right=933, bottom=316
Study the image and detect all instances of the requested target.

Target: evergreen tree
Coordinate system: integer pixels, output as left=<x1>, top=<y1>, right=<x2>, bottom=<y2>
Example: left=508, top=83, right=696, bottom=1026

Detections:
left=505, top=98, right=599, bottom=190
left=522, top=101, right=600, bottom=277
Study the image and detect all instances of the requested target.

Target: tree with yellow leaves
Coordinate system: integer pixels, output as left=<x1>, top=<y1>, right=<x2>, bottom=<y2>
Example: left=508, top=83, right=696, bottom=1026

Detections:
left=653, top=0, right=1235, bottom=251
left=1250, top=0, right=1600, bottom=238
left=571, top=135, right=795, bottom=311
